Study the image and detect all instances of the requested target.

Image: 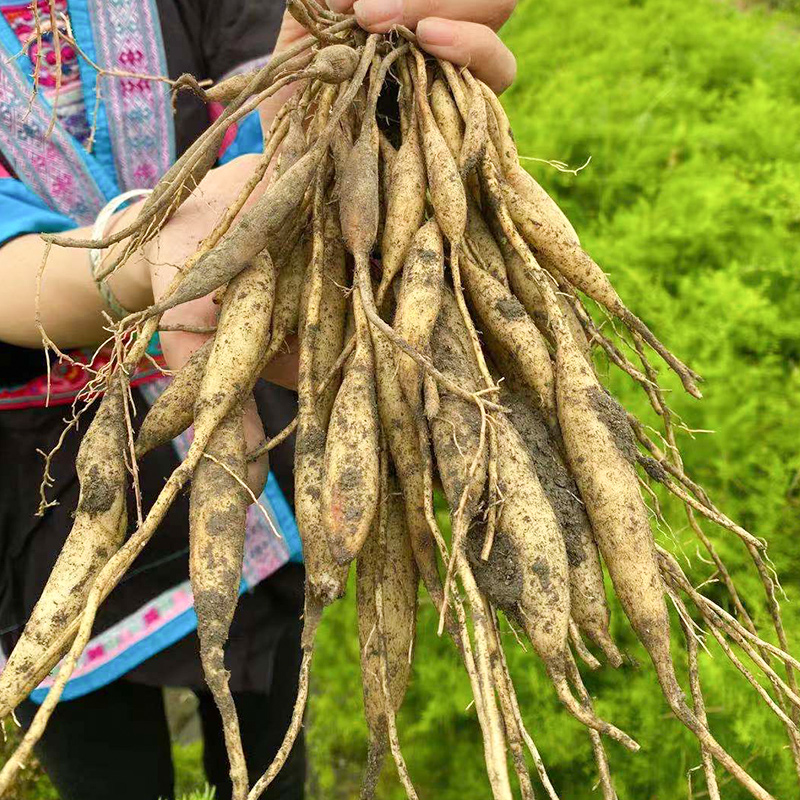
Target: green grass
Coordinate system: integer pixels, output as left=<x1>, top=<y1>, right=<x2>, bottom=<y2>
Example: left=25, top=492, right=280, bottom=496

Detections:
left=0, top=725, right=58, bottom=800
left=173, top=741, right=208, bottom=799
left=308, top=0, right=800, bottom=798
left=0, top=725, right=210, bottom=800
left=175, top=789, right=215, bottom=800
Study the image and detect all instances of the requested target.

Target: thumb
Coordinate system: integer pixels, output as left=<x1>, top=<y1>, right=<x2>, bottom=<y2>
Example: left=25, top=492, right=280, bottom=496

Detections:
left=274, top=9, right=310, bottom=55
left=259, top=10, right=309, bottom=132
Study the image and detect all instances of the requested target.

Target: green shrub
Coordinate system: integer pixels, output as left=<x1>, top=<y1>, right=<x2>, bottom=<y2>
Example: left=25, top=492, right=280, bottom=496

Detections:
left=173, top=741, right=208, bottom=799
left=10, top=3, right=800, bottom=799
left=0, top=725, right=57, bottom=800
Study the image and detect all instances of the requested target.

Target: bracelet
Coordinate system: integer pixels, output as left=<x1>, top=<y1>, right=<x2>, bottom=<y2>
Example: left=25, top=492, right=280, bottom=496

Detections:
left=89, top=189, right=153, bottom=321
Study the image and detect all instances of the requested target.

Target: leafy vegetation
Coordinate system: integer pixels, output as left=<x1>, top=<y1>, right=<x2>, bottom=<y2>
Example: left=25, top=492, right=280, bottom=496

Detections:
left=174, top=741, right=209, bottom=799
left=175, top=788, right=215, bottom=800
left=0, top=725, right=57, bottom=800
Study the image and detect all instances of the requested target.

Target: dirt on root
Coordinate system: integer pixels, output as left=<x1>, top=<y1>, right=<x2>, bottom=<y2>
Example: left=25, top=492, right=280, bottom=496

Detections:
left=466, top=524, right=523, bottom=612
left=587, top=385, right=640, bottom=466
left=639, top=455, right=669, bottom=484
left=494, top=295, right=528, bottom=323
left=503, top=388, right=590, bottom=569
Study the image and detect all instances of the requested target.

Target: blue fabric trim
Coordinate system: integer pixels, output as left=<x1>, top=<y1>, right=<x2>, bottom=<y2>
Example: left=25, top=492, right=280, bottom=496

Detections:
left=218, top=111, right=264, bottom=165
left=30, top=576, right=249, bottom=703
left=30, top=606, right=200, bottom=704
left=0, top=7, right=18, bottom=46
left=3, top=3, right=296, bottom=698
left=28, top=476, right=300, bottom=703
left=146, top=332, right=163, bottom=357
left=263, top=472, right=303, bottom=564
left=0, top=10, right=117, bottom=206
left=0, top=179, right=75, bottom=246
left=68, top=0, right=118, bottom=193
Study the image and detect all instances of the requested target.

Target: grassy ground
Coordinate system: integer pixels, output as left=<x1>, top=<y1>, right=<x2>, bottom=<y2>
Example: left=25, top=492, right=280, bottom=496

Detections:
left=176, top=789, right=215, bottom=800
left=0, top=720, right=209, bottom=800
left=0, top=728, right=57, bottom=800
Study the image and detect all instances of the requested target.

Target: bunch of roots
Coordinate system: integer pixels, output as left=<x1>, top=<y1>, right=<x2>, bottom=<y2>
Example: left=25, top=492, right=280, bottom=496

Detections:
left=1, top=4, right=798, bottom=799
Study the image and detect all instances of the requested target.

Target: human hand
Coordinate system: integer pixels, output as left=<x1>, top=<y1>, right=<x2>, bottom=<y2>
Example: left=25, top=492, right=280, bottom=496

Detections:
left=249, top=0, right=519, bottom=388
left=148, top=0, right=520, bottom=384
left=141, top=154, right=297, bottom=391
left=268, top=0, right=517, bottom=105
left=143, top=154, right=266, bottom=373
left=137, top=154, right=294, bottom=487
left=327, top=0, right=518, bottom=93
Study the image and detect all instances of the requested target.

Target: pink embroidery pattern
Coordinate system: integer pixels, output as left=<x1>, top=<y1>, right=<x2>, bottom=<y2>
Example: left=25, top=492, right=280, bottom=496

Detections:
left=87, top=645, right=104, bottom=661
left=0, top=346, right=166, bottom=410
left=0, top=47, right=105, bottom=222
left=242, top=502, right=289, bottom=587
left=27, top=583, right=198, bottom=689
left=1, top=0, right=90, bottom=143
left=208, top=101, right=239, bottom=161
left=86, top=0, right=173, bottom=190
left=143, top=608, right=160, bottom=626
left=151, top=376, right=292, bottom=589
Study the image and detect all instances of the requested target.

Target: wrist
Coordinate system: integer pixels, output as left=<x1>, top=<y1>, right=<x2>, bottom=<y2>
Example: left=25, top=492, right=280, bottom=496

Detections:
left=103, top=200, right=154, bottom=314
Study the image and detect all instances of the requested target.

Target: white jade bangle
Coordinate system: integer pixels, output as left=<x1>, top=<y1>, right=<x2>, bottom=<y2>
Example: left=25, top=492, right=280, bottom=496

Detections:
left=89, top=189, right=153, bottom=320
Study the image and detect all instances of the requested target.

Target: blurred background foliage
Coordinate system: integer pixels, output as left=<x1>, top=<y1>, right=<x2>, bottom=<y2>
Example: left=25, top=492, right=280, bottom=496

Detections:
left=306, top=0, right=800, bottom=798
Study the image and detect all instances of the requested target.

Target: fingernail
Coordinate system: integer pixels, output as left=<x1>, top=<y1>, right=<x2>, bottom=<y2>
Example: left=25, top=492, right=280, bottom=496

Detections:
left=353, top=0, right=403, bottom=29
left=327, top=0, right=352, bottom=12
left=417, top=18, right=456, bottom=47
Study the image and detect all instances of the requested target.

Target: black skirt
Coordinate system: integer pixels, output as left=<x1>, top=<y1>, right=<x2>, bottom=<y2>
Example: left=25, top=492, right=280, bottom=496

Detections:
left=0, top=0, right=302, bottom=695
left=0, top=381, right=302, bottom=693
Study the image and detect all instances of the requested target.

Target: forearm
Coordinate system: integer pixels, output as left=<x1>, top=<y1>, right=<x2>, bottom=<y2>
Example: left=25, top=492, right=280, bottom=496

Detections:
left=0, top=202, right=152, bottom=350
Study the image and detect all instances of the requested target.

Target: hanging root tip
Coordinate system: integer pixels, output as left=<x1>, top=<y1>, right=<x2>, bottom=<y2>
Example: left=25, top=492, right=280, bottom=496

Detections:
left=172, top=73, right=210, bottom=104
left=620, top=308, right=703, bottom=399
left=655, top=667, right=776, bottom=800
left=359, top=736, right=387, bottom=800
left=551, top=669, right=639, bottom=752
left=686, top=382, right=703, bottom=400
left=591, top=631, right=625, bottom=670
left=570, top=623, right=602, bottom=671
left=199, top=646, right=249, bottom=800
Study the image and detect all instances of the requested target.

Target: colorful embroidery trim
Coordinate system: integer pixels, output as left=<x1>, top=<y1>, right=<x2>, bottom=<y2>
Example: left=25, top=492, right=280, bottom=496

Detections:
left=84, top=0, right=174, bottom=190
left=0, top=376, right=301, bottom=703
left=0, top=23, right=107, bottom=223
left=1, top=0, right=91, bottom=143
left=0, top=346, right=166, bottom=410
left=159, top=401, right=295, bottom=588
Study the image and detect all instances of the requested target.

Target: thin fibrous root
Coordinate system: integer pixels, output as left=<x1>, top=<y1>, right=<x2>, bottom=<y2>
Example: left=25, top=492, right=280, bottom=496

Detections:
left=247, top=595, right=321, bottom=800
left=570, top=621, right=601, bottom=671
left=375, top=557, right=419, bottom=800
left=564, top=655, right=618, bottom=800
left=485, top=608, right=539, bottom=800
left=494, top=635, right=560, bottom=800
left=668, top=589, right=721, bottom=800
